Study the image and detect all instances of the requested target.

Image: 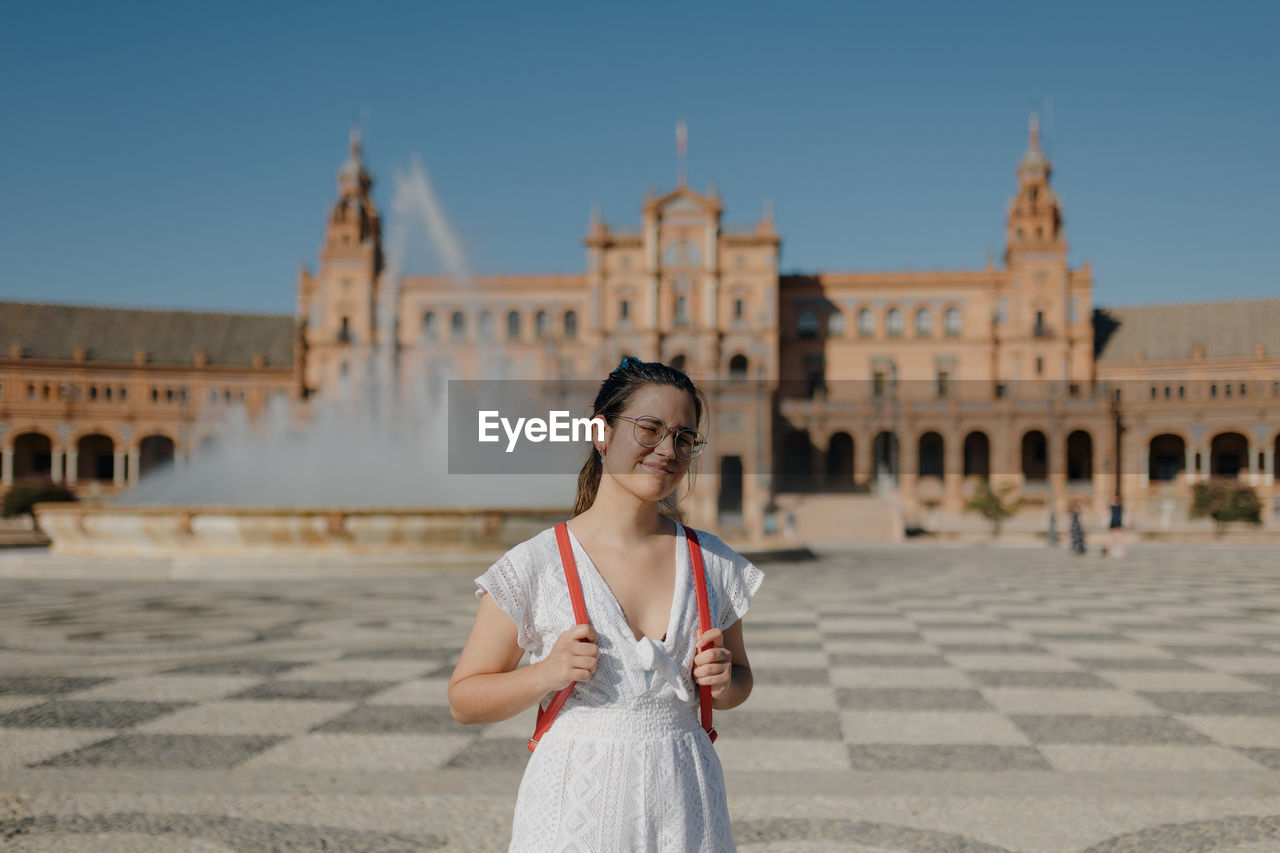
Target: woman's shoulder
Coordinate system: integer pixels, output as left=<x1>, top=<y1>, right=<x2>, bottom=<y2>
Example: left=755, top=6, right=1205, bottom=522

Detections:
left=682, top=525, right=754, bottom=571
left=495, top=525, right=563, bottom=572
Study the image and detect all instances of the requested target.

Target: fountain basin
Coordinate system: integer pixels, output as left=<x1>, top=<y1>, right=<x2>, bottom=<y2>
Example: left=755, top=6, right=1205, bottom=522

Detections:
left=33, top=504, right=567, bottom=557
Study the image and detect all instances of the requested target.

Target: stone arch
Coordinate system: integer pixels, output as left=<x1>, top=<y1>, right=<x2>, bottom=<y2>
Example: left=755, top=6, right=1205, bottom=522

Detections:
left=1149, top=433, right=1186, bottom=482
left=826, top=432, right=854, bottom=489
left=1066, top=430, right=1093, bottom=481
left=778, top=430, right=814, bottom=492
left=873, top=431, right=899, bottom=482
left=728, top=354, right=749, bottom=382
left=918, top=431, right=944, bottom=478
left=963, top=431, right=990, bottom=479
left=1021, top=430, right=1048, bottom=481
left=1210, top=432, right=1249, bottom=478
left=138, top=435, right=176, bottom=479
left=76, top=433, right=116, bottom=481
left=12, top=431, right=54, bottom=480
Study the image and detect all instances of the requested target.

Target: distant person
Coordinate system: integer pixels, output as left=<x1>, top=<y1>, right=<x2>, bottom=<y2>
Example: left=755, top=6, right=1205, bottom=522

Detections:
left=449, top=357, right=762, bottom=851
left=1107, top=499, right=1125, bottom=559
left=1069, top=499, right=1086, bottom=555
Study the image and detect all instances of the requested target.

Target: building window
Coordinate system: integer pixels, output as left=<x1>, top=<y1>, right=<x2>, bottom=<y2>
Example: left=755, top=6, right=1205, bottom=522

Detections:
left=478, top=311, right=494, bottom=340
left=104, top=387, right=112, bottom=401
left=1179, top=385, right=1185, bottom=399
left=119, top=387, right=127, bottom=401
left=338, top=316, right=351, bottom=343
left=1150, top=386, right=1158, bottom=400
left=209, top=389, right=218, bottom=403
left=1034, top=311, right=1047, bottom=337
left=507, top=311, right=521, bottom=340
left=915, top=308, right=932, bottom=337
left=674, top=296, right=689, bottom=327
left=858, top=308, right=874, bottom=337
left=1069, top=384, right=1080, bottom=397
left=423, top=311, right=439, bottom=340
left=151, top=388, right=158, bottom=402
left=1225, top=384, right=1232, bottom=398
left=564, top=310, right=577, bottom=339
left=89, top=386, right=98, bottom=401
left=797, top=308, right=818, bottom=339
left=619, top=300, right=630, bottom=322
left=1164, top=385, right=1171, bottom=399
left=873, top=371, right=887, bottom=398
left=886, top=308, right=903, bottom=337
left=827, top=309, right=845, bottom=337
left=535, top=310, right=550, bottom=338
left=729, top=354, right=748, bottom=382
left=734, top=299, right=744, bottom=320
left=166, top=389, right=174, bottom=402
left=451, top=311, right=466, bottom=341
left=1035, top=357, right=1043, bottom=376
left=944, top=307, right=961, bottom=337
left=1210, top=384, right=1217, bottom=398
left=1240, top=383, right=1247, bottom=397
left=996, top=384, right=1007, bottom=399
left=936, top=371, right=950, bottom=398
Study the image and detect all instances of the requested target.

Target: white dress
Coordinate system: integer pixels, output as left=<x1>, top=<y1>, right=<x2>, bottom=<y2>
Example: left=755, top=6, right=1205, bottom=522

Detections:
left=476, top=523, right=764, bottom=852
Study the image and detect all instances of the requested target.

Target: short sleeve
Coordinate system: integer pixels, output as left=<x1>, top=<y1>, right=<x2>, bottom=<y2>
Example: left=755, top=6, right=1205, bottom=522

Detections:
left=717, top=548, right=764, bottom=630
left=687, top=529, right=763, bottom=631
left=475, top=554, right=537, bottom=651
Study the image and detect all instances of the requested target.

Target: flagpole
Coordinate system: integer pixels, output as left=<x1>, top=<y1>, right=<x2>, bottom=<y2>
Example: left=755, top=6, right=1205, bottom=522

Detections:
left=676, top=119, right=687, bottom=187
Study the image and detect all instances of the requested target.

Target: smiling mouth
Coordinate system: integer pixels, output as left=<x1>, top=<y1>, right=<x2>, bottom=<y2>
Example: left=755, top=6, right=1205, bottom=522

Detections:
left=641, top=462, right=676, bottom=475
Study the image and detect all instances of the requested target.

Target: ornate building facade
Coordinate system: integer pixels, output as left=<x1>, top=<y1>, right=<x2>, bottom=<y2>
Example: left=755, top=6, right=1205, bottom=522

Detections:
left=3, top=118, right=1277, bottom=538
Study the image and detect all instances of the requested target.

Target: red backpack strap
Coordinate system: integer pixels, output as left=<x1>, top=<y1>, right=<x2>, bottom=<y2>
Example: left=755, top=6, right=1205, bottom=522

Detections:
left=684, top=526, right=717, bottom=743
left=528, top=522, right=590, bottom=752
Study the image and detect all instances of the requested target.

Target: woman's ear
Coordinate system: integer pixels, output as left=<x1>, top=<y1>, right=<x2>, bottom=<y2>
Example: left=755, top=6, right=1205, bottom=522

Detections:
left=592, top=415, right=610, bottom=458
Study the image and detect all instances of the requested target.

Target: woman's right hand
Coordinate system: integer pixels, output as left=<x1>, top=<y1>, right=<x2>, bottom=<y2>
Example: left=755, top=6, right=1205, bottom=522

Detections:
left=538, top=623, right=599, bottom=691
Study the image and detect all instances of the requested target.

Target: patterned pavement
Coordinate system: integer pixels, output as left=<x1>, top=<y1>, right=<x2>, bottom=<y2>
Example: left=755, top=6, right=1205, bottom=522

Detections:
left=3, top=544, right=1280, bottom=850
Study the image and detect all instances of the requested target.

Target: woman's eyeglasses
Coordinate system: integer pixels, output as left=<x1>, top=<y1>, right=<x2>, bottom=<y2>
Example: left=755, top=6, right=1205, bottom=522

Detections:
left=613, top=415, right=706, bottom=461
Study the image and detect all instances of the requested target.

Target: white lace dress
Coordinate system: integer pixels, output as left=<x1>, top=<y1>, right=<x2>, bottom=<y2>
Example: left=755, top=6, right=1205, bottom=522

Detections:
left=476, top=523, right=764, bottom=852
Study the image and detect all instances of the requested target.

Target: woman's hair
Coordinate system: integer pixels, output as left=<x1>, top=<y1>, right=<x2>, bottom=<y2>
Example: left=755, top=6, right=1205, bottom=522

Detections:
left=571, top=357, right=708, bottom=519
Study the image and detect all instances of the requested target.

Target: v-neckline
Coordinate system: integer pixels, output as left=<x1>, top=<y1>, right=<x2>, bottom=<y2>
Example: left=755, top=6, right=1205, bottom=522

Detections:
left=565, top=523, right=686, bottom=647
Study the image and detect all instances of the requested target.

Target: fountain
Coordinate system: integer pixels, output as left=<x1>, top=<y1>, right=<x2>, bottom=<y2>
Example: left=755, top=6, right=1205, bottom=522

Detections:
left=36, top=153, right=581, bottom=557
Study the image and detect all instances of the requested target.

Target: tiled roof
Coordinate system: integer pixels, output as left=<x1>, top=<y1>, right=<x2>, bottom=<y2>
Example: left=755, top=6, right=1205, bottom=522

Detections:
left=1094, top=299, right=1280, bottom=363
left=0, top=302, right=294, bottom=367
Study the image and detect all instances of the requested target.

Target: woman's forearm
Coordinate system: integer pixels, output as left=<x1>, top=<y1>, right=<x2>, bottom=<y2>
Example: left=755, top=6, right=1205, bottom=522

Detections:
left=711, top=663, right=753, bottom=710
left=449, top=660, right=552, bottom=724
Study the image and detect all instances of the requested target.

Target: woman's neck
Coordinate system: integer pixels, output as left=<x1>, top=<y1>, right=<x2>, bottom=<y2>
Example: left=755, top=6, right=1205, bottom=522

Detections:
left=574, top=479, right=673, bottom=547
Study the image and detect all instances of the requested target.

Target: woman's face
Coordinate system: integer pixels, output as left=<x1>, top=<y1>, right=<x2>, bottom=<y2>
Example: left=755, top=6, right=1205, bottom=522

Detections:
left=597, top=383, right=699, bottom=504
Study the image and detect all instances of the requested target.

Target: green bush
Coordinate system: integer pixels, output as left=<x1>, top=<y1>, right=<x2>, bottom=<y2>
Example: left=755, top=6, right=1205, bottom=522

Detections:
left=2, top=479, right=77, bottom=519
left=1190, top=480, right=1262, bottom=535
left=965, top=481, right=1021, bottom=537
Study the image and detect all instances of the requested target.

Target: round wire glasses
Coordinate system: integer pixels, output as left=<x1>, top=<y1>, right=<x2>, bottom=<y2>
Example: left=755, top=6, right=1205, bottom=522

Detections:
left=612, top=415, right=706, bottom=461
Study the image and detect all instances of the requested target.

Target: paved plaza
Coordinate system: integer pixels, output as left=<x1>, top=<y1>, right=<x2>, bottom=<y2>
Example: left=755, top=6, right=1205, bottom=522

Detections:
left=3, top=544, right=1280, bottom=851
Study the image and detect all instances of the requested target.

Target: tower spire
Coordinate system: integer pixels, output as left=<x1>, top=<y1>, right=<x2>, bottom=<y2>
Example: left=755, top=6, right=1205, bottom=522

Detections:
left=676, top=119, right=688, bottom=186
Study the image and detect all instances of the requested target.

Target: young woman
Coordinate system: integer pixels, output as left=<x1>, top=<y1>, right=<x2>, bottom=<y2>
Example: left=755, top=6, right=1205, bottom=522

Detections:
left=449, top=358, right=762, bottom=851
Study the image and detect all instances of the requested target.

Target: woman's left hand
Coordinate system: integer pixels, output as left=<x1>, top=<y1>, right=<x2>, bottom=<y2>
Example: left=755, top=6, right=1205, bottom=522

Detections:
left=693, top=628, right=733, bottom=699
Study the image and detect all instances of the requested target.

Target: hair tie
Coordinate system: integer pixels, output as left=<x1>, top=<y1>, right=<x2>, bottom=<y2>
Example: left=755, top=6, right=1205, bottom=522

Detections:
left=611, top=356, right=643, bottom=375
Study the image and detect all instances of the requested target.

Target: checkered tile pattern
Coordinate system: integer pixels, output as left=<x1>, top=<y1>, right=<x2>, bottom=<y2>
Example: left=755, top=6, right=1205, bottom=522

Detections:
left=4, top=548, right=1280, bottom=778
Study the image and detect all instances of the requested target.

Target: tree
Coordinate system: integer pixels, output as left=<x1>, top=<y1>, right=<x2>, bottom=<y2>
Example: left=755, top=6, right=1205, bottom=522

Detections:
left=2, top=479, right=77, bottom=520
left=965, top=482, right=1021, bottom=537
left=1191, top=480, right=1262, bottom=535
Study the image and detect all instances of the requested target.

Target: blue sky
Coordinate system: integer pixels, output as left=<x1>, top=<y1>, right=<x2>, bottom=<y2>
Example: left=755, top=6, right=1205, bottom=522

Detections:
left=2, top=1, right=1276, bottom=314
